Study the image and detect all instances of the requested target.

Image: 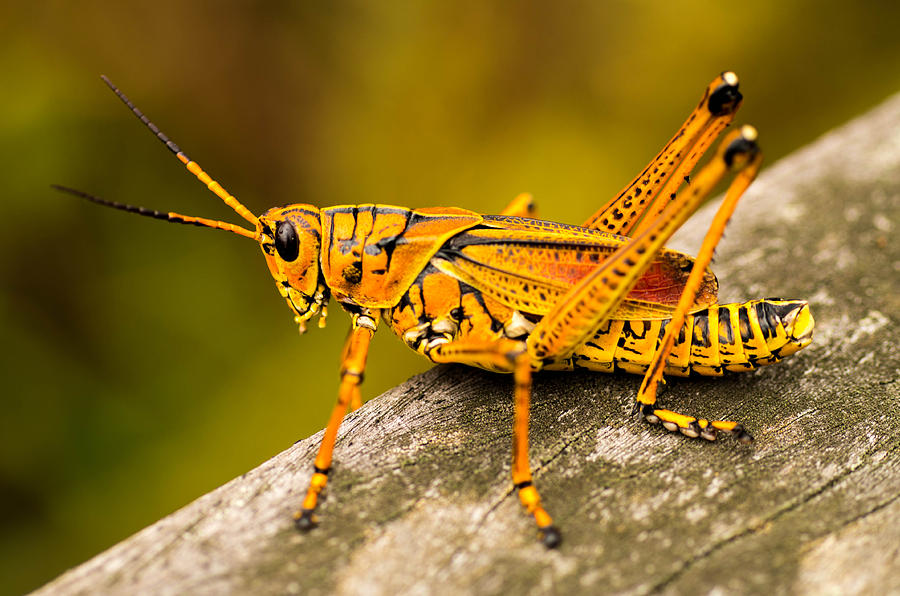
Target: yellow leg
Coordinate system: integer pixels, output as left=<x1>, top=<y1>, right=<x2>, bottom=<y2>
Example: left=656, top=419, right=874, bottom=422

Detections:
left=500, top=192, right=537, bottom=218
left=583, top=72, right=742, bottom=236
left=529, top=127, right=760, bottom=365
left=636, top=145, right=762, bottom=443
left=294, top=318, right=375, bottom=530
left=429, top=338, right=561, bottom=548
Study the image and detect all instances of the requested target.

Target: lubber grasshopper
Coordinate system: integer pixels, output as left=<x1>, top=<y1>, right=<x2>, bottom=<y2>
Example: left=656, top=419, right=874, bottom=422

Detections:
left=56, top=72, right=814, bottom=548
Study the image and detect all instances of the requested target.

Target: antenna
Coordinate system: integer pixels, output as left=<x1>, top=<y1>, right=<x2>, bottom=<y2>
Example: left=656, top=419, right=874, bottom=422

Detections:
left=52, top=184, right=258, bottom=239
left=99, top=75, right=259, bottom=227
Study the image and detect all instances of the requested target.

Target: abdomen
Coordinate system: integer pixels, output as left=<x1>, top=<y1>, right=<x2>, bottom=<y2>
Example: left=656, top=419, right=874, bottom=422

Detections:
left=544, top=299, right=814, bottom=376
left=386, top=264, right=813, bottom=377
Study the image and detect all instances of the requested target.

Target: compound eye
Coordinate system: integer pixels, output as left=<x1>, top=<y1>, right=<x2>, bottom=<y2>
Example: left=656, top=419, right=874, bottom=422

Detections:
left=274, top=220, right=300, bottom=262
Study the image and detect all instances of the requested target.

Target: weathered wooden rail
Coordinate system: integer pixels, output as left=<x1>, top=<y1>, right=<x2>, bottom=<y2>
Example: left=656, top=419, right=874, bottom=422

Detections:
left=35, top=92, right=900, bottom=595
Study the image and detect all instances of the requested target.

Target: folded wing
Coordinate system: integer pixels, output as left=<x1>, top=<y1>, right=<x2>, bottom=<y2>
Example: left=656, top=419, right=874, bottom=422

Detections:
left=432, top=215, right=718, bottom=320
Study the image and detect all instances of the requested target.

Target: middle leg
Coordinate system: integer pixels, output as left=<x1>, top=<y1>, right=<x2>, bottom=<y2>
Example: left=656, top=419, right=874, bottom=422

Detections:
left=428, top=337, right=561, bottom=548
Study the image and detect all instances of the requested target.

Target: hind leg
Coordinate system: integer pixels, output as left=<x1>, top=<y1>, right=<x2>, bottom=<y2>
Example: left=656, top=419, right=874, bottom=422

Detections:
left=635, top=133, right=762, bottom=442
left=528, top=128, right=761, bottom=444
left=583, top=72, right=742, bottom=236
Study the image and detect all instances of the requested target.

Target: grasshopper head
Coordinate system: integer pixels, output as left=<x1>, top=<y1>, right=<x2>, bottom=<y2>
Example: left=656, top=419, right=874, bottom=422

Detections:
left=57, top=77, right=331, bottom=333
left=258, top=205, right=329, bottom=331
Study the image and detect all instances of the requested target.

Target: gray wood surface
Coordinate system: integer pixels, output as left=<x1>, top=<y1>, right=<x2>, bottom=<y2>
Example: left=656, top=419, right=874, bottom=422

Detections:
left=35, top=92, right=900, bottom=596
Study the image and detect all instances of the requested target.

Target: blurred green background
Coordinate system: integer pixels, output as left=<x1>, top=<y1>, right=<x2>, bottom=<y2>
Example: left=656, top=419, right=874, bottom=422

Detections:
left=2, top=2, right=899, bottom=593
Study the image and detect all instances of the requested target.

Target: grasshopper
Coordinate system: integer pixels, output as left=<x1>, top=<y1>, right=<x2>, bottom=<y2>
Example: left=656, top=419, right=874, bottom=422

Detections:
left=56, top=72, right=813, bottom=547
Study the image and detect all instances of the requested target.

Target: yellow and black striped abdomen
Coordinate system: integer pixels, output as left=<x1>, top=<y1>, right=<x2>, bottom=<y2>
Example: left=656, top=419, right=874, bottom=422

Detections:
left=386, top=260, right=813, bottom=378
left=547, top=299, right=814, bottom=377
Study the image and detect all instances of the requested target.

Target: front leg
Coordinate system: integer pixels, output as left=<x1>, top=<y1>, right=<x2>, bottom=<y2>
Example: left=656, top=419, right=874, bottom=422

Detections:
left=294, top=312, right=376, bottom=530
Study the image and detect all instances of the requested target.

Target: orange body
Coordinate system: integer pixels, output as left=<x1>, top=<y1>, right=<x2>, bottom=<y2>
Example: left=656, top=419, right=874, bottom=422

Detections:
left=63, top=72, right=814, bottom=547
left=253, top=203, right=811, bottom=378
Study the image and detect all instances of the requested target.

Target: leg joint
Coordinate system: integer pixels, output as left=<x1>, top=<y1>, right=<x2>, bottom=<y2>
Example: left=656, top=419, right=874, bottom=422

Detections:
left=340, top=368, right=364, bottom=384
left=503, top=342, right=528, bottom=364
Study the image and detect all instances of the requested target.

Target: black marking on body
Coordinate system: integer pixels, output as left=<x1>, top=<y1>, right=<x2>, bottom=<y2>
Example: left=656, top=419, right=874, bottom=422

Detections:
left=395, top=264, right=435, bottom=326
left=260, top=221, right=276, bottom=255
left=339, top=237, right=360, bottom=254
left=395, top=286, right=415, bottom=313
left=330, top=206, right=416, bottom=276
left=772, top=300, right=798, bottom=321
left=350, top=205, right=360, bottom=246
left=622, top=321, right=649, bottom=341
left=692, top=311, right=712, bottom=348
left=657, top=319, right=669, bottom=341
left=718, top=307, right=734, bottom=344
left=377, top=210, right=410, bottom=269
left=755, top=301, right=776, bottom=339
left=615, top=321, right=652, bottom=358
left=328, top=205, right=411, bottom=217
left=326, top=213, right=336, bottom=271
left=738, top=306, right=753, bottom=342
left=459, top=280, right=505, bottom=333
left=343, top=264, right=363, bottom=285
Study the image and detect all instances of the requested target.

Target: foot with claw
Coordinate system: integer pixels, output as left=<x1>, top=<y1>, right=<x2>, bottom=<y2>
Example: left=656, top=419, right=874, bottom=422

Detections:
left=539, top=526, right=562, bottom=549
left=637, top=402, right=754, bottom=443
left=293, top=508, right=318, bottom=531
